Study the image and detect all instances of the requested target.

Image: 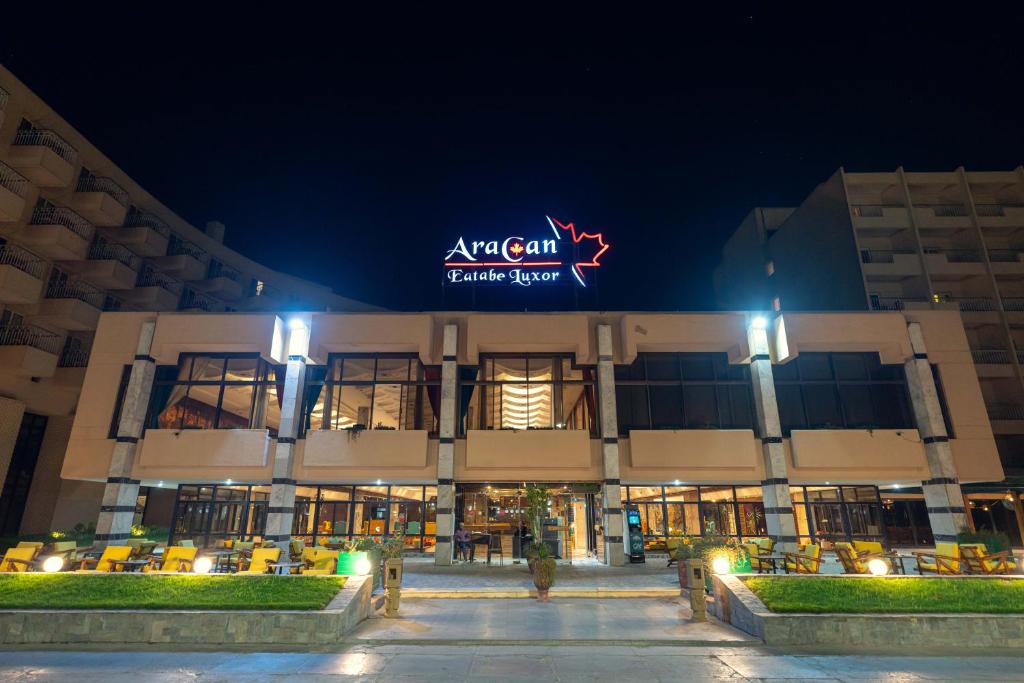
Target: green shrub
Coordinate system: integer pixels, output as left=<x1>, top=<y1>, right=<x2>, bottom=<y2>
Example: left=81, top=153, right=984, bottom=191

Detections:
left=956, top=529, right=1012, bottom=554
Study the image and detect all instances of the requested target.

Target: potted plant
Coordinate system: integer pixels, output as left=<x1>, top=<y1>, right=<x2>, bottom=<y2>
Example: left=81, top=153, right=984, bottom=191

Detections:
left=533, top=556, right=556, bottom=602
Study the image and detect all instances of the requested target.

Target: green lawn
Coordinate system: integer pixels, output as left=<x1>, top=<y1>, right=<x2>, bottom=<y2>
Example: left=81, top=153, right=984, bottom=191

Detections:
left=0, top=574, right=347, bottom=610
left=745, top=577, right=1024, bottom=614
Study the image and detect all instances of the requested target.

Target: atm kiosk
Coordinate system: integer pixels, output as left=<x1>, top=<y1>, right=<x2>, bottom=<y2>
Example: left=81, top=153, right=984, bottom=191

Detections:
left=626, top=506, right=645, bottom=563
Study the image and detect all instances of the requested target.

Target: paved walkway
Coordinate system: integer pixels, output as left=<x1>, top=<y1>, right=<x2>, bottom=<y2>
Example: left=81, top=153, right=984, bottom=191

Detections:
left=400, top=557, right=681, bottom=591
left=354, top=597, right=751, bottom=643
left=2, top=645, right=1022, bottom=681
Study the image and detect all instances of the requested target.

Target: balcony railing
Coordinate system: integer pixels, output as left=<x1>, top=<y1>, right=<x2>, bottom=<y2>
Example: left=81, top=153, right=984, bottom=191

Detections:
left=972, top=349, right=1012, bottom=365
left=952, top=297, right=996, bottom=312
left=851, top=205, right=886, bottom=217
left=88, top=240, right=141, bottom=270
left=103, top=294, right=125, bottom=312
left=0, top=161, right=29, bottom=198
left=1002, top=298, right=1024, bottom=312
left=45, top=279, right=105, bottom=309
left=0, top=325, right=62, bottom=354
left=976, top=204, right=1007, bottom=217
left=869, top=296, right=928, bottom=311
left=167, top=236, right=209, bottom=263
left=123, top=208, right=171, bottom=238
left=137, top=267, right=183, bottom=294
left=30, top=202, right=94, bottom=240
left=989, top=249, right=1023, bottom=263
left=860, top=249, right=916, bottom=264
left=927, top=205, right=970, bottom=217
left=75, top=175, right=129, bottom=207
left=58, top=340, right=91, bottom=368
left=0, top=244, right=46, bottom=279
left=924, top=248, right=982, bottom=263
left=987, top=404, right=1024, bottom=421
left=207, top=261, right=241, bottom=282
left=179, top=288, right=222, bottom=312
left=12, top=128, right=77, bottom=163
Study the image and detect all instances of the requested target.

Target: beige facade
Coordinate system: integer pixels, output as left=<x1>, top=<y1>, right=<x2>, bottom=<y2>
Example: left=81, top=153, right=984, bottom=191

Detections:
left=0, top=66, right=372, bottom=534
left=64, top=308, right=1001, bottom=556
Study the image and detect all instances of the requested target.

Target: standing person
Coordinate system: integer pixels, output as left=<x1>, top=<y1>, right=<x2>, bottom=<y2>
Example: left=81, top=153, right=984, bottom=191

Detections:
left=454, top=522, right=472, bottom=562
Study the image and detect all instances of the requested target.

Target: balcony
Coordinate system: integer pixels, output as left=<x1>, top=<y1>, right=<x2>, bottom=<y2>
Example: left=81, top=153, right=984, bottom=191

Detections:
left=34, top=279, right=104, bottom=331
left=988, top=249, right=1024, bottom=278
left=915, top=205, right=972, bottom=232
left=71, top=176, right=129, bottom=226
left=849, top=205, right=910, bottom=236
left=860, top=249, right=920, bottom=281
left=152, top=236, right=208, bottom=280
left=0, top=244, right=45, bottom=304
left=0, top=161, right=29, bottom=223
left=0, top=324, right=61, bottom=377
left=971, top=348, right=1016, bottom=378
left=869, top=296, right=931, bottom=311
left=115, top=208, right=170, bottom=256
left=986, top=403, right=1024, bottom=435
left=193, top=261, right=243, bottom=299
left=7, top=129, right=77, bottom=188
left=976, top=204, right=1024, bottom=230
left=54, top=338, right=90, bottom=388
left=70, top=239, right=140, bottom=289
left=952, top=296, right=996, bottom=312
left=922, top=248, right=985, bottom=279
left=20, top=203, right=94, bottom=260
left=116, top=266, right=183, bottom=310
left=178, top=287, right=225, bottom=312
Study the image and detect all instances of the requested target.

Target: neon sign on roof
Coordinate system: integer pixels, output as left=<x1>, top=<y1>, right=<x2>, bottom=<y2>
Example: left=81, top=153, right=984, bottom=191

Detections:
left=443, top=216, right=610, bottom=287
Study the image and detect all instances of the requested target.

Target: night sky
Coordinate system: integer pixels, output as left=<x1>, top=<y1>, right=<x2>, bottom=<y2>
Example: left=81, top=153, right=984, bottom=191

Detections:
left=3, top=7, right=1023, bottom=311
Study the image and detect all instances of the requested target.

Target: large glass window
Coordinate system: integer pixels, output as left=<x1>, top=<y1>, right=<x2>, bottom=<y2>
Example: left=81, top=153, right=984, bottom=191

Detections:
left=621, top=484, right=765, bottom=548
left=145, top=354, right=285, bottom=434
left=790, top=485, right=886, bottom=548
left=773, top=352, right=915, bottom=434
left=460, top=355, right=597, bottom=433
left=301, top=355, right=439, bottom=434
left=614, top=353, right=754, bottom=435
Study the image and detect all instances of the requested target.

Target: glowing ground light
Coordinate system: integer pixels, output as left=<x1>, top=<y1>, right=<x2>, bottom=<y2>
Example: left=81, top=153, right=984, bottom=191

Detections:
left=41, top=556, right=64, bottom=573
left=192, top=556, right=213, bottom=574
left=711, top=556, right=731, bottom=575
left=867, top=558, right=889, bottom=576
left=355, top=556, right=372, bottom=576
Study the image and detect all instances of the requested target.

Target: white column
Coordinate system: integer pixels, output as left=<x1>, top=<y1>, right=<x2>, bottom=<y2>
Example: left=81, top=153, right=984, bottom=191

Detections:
left=95, top=320, right=157, bottom=547
left=265, top=318, right=310, bottom=544
left=434, top=323, right=458, bottom=566
left=596, top=324, right=626, bottom=566
left=747, top=317, right=799, bottom=552
left=904, top=322, right=969, bottom=542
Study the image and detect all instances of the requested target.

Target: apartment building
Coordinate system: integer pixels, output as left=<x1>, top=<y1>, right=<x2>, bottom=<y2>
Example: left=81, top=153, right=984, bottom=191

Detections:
left=0, top=66, right=373, bottom=537
left=714, top=167, right=1024, bottom=543
left=67, top=308, right=999, bottom=560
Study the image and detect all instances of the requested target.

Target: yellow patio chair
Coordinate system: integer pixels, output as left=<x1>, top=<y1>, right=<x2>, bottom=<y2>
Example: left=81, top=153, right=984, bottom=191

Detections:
left=852, top=540, right=885, bottom=556
left=16, top=541, right=45, bottom=559
left=743, top=538, right=776, bottom=572
left=960, top=543, right=1017, bottom=575
left=289, top=538, right=305, bottom=562
left=301, top=548, right=339, bottom=575
left=784, top=543, right=822, bottom=574
left=0, top=546, right=38, bottom=572
left=834, top=541, right=887, bottom=574
left=666, top=538, right=684, bottom=567
left=238, top=547, right=281, bottom=574
left=76, top=546, right=132, bottom=572
left=49, top=541, right=80, bottom=562
left=144, top=546, right=197, bottom=573
left=913, top=542, right=960, bottom=575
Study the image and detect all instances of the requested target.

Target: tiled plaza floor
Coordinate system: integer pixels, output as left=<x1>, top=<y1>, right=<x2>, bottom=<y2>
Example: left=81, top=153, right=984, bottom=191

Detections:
left=2, top=645, right=1022, bottom=681
left=399, top=557, right=682, bottom=590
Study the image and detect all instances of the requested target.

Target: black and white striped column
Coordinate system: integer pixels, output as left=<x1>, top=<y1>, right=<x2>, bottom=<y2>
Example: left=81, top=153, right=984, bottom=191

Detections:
left=434, top=323, right=458, bottom=565
left=904, top=322, right=968, bottom=542
left=264, top=351, right=308, bottom=544
left=95, top=320, right=157, bottom=547
left=747, top=317, right=799, bottom=552
left=596, top=324, right=626, bottom=566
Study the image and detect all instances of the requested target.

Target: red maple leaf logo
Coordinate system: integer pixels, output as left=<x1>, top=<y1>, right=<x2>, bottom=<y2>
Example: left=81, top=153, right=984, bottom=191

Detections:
left=548, top=217, right=610, bottom=286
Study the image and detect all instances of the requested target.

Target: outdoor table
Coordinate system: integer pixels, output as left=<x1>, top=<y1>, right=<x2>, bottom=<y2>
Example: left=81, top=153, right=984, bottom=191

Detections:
left=753, top=554, right=786, bottom=574
left=886, top=552, right=910, bottom=575
left=201, top=549, right=237, bottom=573
left=109, top=558, right=151, bottom=573
left=268, top=561, right=304, bottom=575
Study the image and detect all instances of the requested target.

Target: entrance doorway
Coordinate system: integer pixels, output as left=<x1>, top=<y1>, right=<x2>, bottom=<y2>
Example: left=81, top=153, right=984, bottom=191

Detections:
left=455, top=483, right=604, bottom=563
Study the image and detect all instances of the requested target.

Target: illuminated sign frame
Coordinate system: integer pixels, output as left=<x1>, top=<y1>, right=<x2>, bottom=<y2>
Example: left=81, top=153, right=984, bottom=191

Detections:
left=443, top=216, right=609, bottom=288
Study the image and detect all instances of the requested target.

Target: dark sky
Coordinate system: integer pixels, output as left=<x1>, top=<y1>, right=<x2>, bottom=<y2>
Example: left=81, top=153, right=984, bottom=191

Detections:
left=3, top=7, right=1023, bottom=311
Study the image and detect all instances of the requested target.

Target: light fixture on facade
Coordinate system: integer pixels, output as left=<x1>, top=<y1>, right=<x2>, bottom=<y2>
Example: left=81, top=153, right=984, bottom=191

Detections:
left=288, top=318, right=307, bottom=331
left=711, top=556, right=731, bottom=575
left=867, top=558, right=889, bottom=576
left=376, top=479, right=382, bottom=485
left=41, top=556, right=64, bottom=573
left=225, top=479, right=233, bottom=486
left=193, top=556, right=213, bottom=574
left=751, top=316, right=768, bottom=330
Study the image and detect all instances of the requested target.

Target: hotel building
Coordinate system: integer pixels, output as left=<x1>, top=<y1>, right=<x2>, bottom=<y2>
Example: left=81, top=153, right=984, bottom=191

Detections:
left=67, top=308, right=999, bottom=562
left=0, top=66, right=372, bottom=537
left=714, top=168, right=1024, bottom=544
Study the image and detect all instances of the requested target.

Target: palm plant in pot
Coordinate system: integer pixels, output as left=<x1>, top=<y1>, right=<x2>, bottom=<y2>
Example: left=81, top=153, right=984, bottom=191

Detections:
left=523, top=484, right=556, bottom=601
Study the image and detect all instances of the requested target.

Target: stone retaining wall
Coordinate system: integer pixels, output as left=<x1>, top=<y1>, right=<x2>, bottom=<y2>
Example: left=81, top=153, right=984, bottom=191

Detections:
left=712, top=574, right=1024, bottom=649
left=0, top=575, right=372, bottom=646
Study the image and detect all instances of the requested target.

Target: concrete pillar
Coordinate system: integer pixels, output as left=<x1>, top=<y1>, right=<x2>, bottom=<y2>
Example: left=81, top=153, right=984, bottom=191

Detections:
left=95, top=320, right=157, bottom=547
left=434, top=323, right=458, bottom=566
left=904, top=322, right=969, bottom=542
left=747, top=317, right=799, bottom=552
left=19, top=416, right=73, bottom=534
left=596, top=324, right=626, bottom=565
left=0, top=396, right=27, bottom=503
left=263, top=353, right=308, bottom=544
